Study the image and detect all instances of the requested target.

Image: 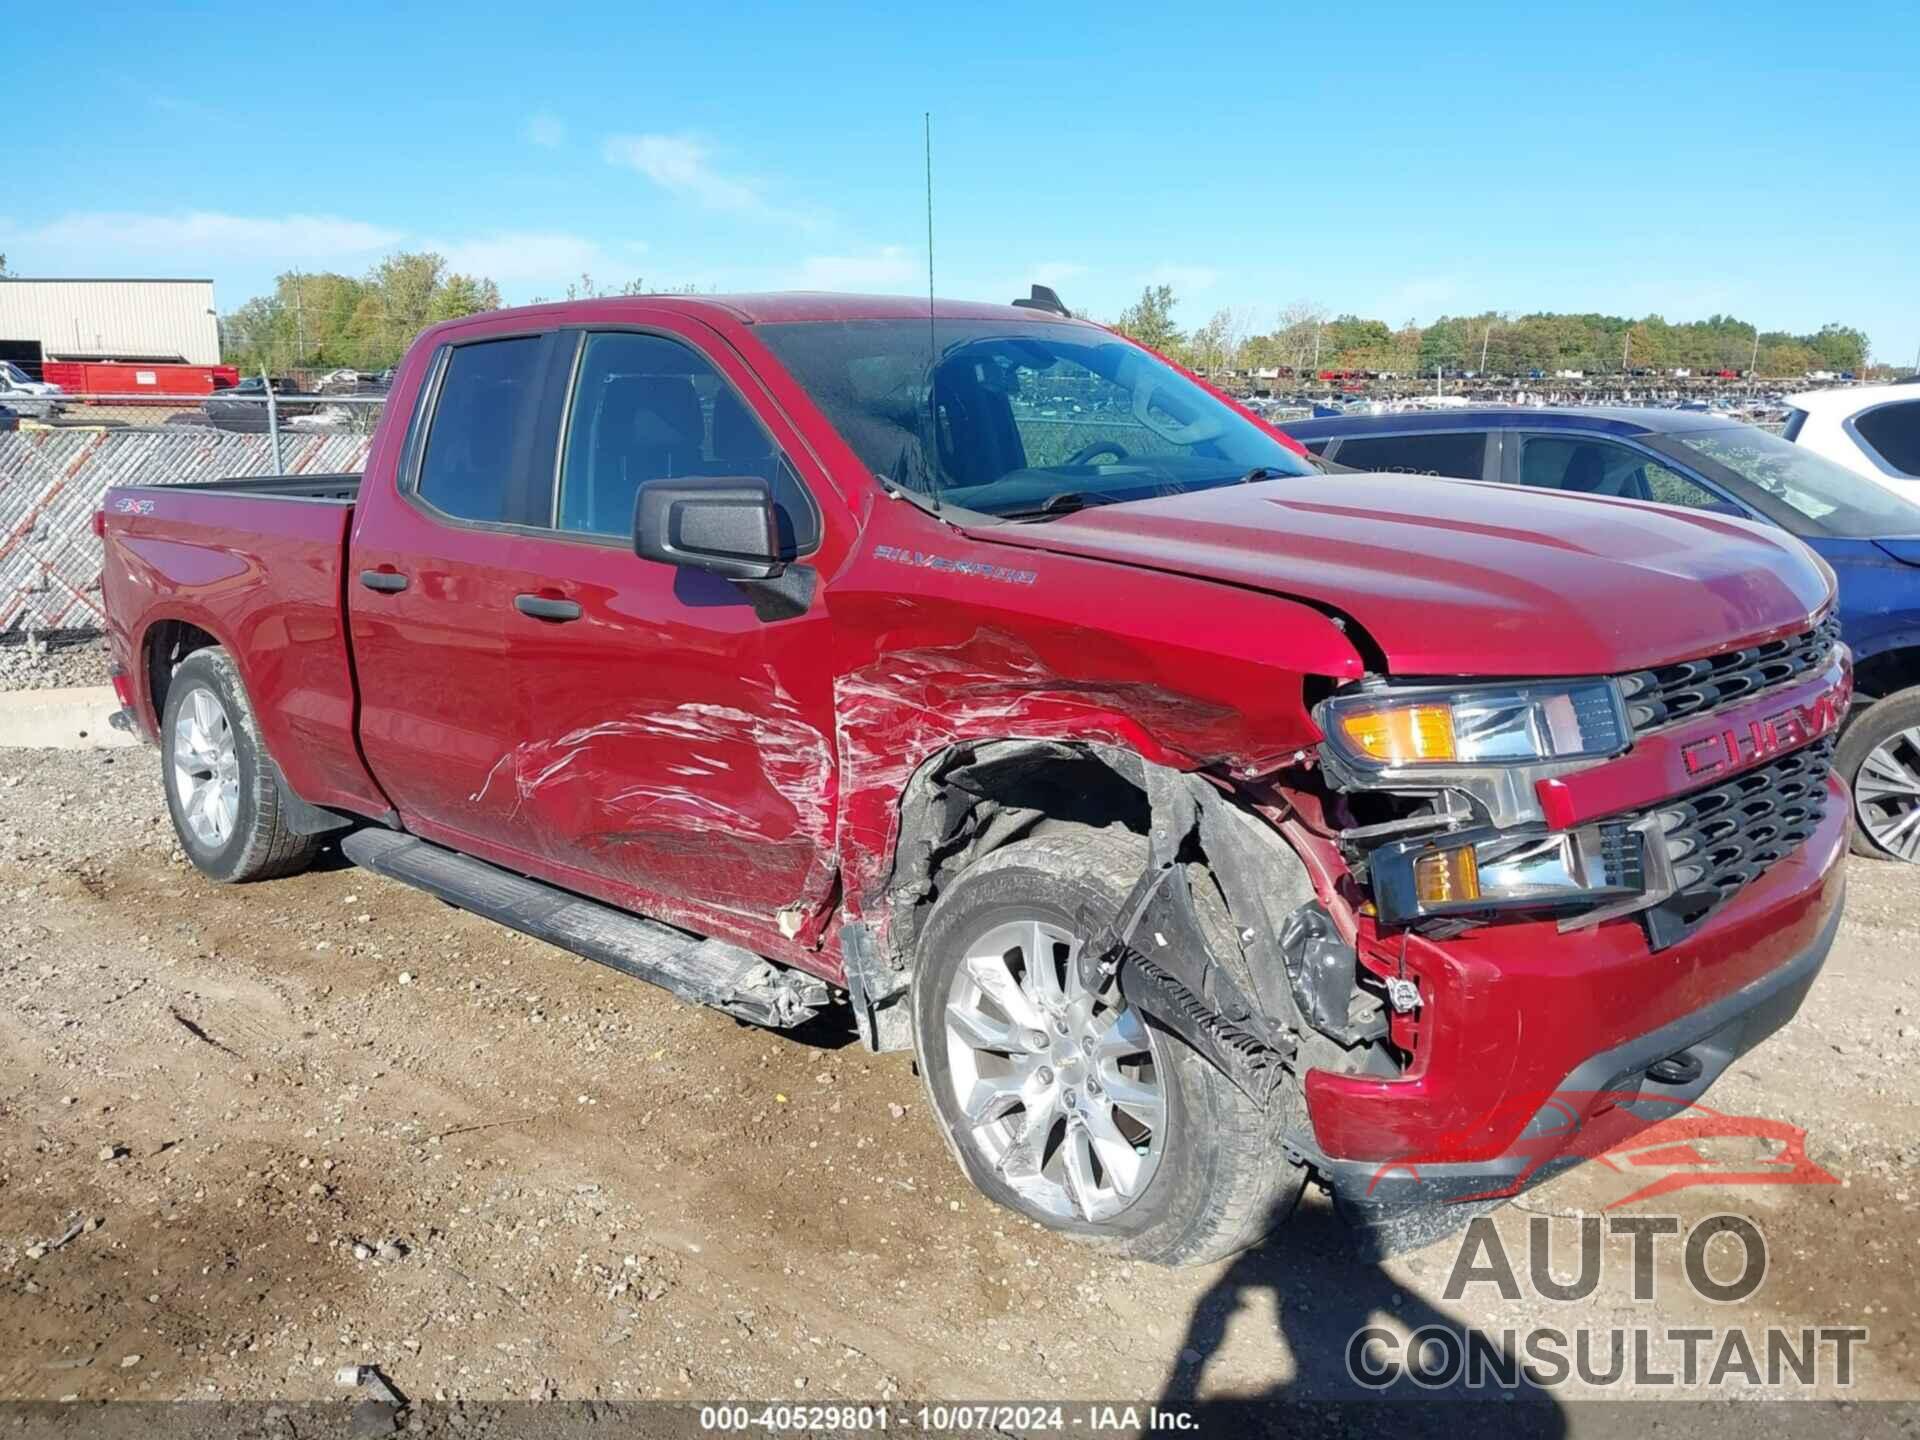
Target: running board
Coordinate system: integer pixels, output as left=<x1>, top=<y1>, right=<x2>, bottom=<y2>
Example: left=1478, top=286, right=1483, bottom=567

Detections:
left=340, top=830, right=832, bottom=1028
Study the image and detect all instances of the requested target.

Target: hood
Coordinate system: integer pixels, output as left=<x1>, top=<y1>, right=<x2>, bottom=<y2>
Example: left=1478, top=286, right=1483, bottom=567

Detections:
left=973, top=474, right=1835, bottom=677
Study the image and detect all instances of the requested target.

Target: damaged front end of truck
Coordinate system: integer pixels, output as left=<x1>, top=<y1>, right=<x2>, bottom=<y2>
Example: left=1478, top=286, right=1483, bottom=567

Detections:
left=852, top=601, right=1852, bottom=1256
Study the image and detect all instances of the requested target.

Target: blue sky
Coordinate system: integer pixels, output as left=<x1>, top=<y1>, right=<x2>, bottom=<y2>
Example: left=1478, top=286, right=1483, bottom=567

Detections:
left=6, top=1, right=1916, bottom=361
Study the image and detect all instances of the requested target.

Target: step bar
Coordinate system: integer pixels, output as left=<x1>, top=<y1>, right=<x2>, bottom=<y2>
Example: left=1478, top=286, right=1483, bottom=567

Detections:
left=340, top=830, right=833, bottom=1029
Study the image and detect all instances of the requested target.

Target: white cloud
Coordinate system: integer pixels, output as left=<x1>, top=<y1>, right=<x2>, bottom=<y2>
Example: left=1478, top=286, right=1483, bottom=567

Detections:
left=438, top=230, right=641, bottom=287
left=6, top=210, right=402, bottom=264
left=1028, top=262, right=1088, bottom=288
left=1144, top=263, right=1220, bottom=295
left=603, top=133, right=767, bottom=214
left=1367, top=274, right=1463, bottom=322
left=789, top=246, right=917, bottom=291
left=0, top=209, right=650, bottom=307
left=523, top=112, right=566, bottom=148
left=986, top=261, right=1090, bottom=306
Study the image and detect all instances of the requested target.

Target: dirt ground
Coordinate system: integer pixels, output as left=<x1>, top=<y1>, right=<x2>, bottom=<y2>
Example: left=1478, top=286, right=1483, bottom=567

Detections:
left=0, top=744, right=1915, bottom=1426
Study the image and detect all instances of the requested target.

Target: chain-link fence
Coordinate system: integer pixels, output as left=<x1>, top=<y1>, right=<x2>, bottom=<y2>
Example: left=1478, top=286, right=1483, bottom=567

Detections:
left=0, top=392, right=384, bottom=637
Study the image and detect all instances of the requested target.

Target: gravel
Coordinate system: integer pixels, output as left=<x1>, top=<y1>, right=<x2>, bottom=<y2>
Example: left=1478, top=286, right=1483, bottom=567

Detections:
left=0, top=744, right=1916, bottom=1410
left=0, top=633, right=113, bottom=692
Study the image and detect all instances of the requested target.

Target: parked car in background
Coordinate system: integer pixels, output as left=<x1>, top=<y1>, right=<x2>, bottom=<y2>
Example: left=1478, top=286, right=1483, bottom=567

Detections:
left=202, top=375, right=315, bottom=433
left=0, top=401, right=19, bottom=432
left=1285, top=406, right=1920, bottom=863
left=0, top=359, right=65, bottom=398
left=0, top=359, right=64, bottom=419
left=1783, top=383, right=1920, bottom=493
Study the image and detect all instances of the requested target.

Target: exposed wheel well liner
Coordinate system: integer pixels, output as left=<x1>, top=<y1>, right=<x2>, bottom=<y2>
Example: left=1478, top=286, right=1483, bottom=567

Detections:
left=855, top=739, right=1365, bottom=1075
left=143, top=618, right=222, bottom=731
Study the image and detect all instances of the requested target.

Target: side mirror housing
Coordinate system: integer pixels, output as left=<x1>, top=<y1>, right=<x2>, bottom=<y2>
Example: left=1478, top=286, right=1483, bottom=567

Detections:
left=634, top=476, right=785, bottom=581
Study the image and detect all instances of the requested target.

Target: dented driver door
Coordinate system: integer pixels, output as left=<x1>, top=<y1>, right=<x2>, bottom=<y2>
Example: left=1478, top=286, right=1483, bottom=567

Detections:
left=492, top=321, right=844, bottom=935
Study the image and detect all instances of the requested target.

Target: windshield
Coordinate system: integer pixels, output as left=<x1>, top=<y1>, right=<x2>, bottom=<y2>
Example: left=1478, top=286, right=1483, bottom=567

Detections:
left=756, top=319, right=1314, bottom=518
left=0, top=362, right=29, bottom=385
left=1662, top=426, right=1920, bottom=538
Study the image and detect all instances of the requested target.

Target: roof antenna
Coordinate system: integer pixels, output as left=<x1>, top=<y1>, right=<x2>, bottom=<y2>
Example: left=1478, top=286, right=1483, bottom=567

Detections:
left=922, top=111, right=943, bottom=513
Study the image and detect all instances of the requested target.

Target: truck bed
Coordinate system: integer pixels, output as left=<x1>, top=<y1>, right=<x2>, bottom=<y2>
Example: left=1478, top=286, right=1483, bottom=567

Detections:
left=99, top=471, right=388, bottom=819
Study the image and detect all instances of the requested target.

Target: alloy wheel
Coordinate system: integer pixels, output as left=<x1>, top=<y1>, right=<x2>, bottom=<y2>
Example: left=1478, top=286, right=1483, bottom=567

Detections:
left=172, top=688, right=240, bottom=849
left=1856, top=726, right=1920, bottom=862
left=941, top=916, right=1166, bottom=1223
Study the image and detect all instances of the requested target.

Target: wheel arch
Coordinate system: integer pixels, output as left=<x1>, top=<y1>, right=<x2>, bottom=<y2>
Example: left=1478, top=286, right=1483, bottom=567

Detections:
left=140, top=614, right=227, bottom=734
left=1851, top=643, right=1920, bottom=706
left=843, top=737, right=1331, bottom=1064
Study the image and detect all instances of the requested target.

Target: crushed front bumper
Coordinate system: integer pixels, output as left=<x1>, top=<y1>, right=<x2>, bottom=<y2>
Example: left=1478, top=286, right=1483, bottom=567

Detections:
left=1300, top=773, right=1849, bottom=1256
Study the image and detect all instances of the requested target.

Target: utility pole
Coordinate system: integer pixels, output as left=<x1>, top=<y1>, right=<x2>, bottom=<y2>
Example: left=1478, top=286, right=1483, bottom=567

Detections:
left=1481, top=323, right=1491, bottom=374
left=292, top=271, right=305, bottom=377
left=1751, top=329, right=1761, bottom=376
left=1622, top=329, right=1631, bottom=375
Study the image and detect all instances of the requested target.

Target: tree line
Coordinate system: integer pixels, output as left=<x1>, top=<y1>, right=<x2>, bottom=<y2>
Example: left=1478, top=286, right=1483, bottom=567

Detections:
left=213, top=253, right=1876, bottom=382
left=219, top=253, right=502, bottom=376
left=1112, top=285, right=1873, bottom=379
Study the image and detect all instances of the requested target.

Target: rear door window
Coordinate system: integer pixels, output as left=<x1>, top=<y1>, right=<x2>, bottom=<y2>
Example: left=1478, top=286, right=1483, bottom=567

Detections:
left=554, top=331, right=820, bottom=552
left=1517, top=435, right=1729, bottom=510
left=1328, top=431, right=1487, bottom=479
left=414, top=336, right=549, bottom=525
left=1854, top=401, right=1920, bottom=476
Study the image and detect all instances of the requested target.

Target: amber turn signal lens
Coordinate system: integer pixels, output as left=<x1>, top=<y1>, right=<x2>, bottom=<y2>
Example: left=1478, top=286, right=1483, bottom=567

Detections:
left=1339, top=704, right=1457, bottom=764
left=1414, top=846, right=1480, bottom=906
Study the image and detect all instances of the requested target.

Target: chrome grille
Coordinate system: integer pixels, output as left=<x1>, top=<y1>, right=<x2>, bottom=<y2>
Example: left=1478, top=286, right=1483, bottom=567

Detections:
left=1621, top=614, right=1841, bottom=736
left=1642, top=736, right=1836, bottom=949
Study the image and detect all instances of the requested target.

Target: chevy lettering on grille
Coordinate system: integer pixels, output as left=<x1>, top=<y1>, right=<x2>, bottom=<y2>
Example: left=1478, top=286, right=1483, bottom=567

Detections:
left=1679, top=688, right=1851, bottom=781
left=1536, top=624, right=1850, bottom=834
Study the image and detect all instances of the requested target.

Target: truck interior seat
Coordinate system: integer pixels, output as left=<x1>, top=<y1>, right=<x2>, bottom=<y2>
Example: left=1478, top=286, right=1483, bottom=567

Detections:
left=567, top=374, right=704, bottom=532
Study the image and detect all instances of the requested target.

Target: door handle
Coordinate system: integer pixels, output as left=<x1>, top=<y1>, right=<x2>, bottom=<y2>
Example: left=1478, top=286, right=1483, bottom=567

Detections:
left=359, top=569, right=408, bottom=593
left=514, top=593, right=582, bottom=622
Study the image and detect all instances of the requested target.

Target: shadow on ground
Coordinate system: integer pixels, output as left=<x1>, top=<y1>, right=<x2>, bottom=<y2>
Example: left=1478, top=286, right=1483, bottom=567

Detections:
left=1156, top=1195, right=1567, bottom=1436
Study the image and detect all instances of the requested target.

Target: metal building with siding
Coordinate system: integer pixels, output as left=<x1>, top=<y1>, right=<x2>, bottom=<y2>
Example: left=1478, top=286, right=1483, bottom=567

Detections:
left=0, top=278, right=221, bottom=376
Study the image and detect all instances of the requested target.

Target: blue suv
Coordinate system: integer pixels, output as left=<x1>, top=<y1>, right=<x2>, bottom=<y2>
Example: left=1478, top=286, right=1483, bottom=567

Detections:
left=1285, top=407, right=1920, bottom=863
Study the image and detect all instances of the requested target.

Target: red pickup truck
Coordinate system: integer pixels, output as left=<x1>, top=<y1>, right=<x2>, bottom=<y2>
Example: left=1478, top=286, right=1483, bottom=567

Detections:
left=99, top=292, right=1851, bottom=1263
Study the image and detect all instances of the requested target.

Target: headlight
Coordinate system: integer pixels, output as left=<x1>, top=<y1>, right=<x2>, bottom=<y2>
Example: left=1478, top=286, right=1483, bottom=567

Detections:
left=1319, top=681, right=1629, bottom=769
left=1372, top=822, right=1646, bottom=926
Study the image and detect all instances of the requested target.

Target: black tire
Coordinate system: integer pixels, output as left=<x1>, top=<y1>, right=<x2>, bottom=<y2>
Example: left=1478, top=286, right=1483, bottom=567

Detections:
left=1835, top=688, right=1920, bottom=862
left=911, top=827, right=1308, bottom=1266
left=160, top=647, right=322, bottom=883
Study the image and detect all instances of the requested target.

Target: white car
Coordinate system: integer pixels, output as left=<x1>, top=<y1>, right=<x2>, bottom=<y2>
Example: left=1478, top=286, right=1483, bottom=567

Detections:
left=0, top=360, right=64, bottom=397
left=1784, top=382, right=1920, bottom=494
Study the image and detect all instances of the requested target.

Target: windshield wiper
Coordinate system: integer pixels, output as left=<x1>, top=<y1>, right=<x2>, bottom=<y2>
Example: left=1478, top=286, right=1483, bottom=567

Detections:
left=1000, top=490, right=1119, bottom=521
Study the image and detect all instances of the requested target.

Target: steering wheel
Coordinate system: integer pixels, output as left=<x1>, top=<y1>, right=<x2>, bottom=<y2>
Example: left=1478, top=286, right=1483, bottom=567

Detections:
left=1064, top=439, right=1131, bottom=466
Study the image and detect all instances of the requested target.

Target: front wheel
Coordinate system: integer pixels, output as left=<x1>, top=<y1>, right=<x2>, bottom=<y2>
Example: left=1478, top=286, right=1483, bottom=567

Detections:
left=911, top=828, right=1307, bottom=1265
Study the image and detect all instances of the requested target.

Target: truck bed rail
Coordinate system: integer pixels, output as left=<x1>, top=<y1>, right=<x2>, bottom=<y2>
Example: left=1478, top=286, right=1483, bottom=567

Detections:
left=123, top=473, right=362, bottom=503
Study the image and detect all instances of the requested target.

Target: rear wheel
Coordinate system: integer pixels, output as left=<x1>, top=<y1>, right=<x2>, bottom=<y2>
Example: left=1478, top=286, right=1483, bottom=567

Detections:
left=161, top=648, right=322, bottom=883
left=1836, top=689, right=1920, bottom=862
left=911, top=828, right=1307, bottom=1265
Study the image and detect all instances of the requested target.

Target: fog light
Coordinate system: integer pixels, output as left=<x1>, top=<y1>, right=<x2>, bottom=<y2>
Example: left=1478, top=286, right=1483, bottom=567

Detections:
left=1414, top=846, right=1479, bottom=905
left=1375, top=822, right=1645, bottom=926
